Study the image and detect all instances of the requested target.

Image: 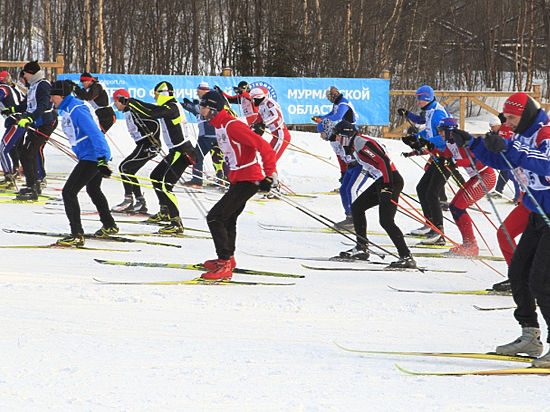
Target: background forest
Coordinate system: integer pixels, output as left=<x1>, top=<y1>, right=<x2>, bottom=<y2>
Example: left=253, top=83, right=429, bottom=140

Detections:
left=1, top=0, right=549, bottom=100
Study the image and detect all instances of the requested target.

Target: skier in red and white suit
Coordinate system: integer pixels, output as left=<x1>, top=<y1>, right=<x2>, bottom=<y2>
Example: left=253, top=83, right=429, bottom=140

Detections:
left=199, top=90, right=277, bottom=280
left=438, top=118, right=496, bottom=256
left=249, top=87, right=291, bottom=161
left=214, top=81, right=258, bottom=125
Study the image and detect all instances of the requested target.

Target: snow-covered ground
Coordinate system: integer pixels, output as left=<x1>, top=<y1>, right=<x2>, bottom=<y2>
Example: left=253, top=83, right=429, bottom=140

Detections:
left=1, top=120, right=547, bottom=411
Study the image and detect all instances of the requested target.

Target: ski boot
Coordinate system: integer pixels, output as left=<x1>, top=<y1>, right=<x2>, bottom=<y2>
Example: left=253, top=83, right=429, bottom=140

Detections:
left=388, top=254, right=417, bottom=269
left=146, top=206, right=170, bottom=223
left=532, top=349, right=550, bottom=368
left=94, top=225, right=119, bottom=237
left=333, top=214, right=354, bottom=230
left=339, top=245, right=370, bottom=261
left=158, top=216, right=184, bottom=235
left=492, top=279, right=511, bottom=292
left=447, top=242, right=479, bottom=257
left=409, top=225, right=431, bottom=236
left=201, top=259, right=233, bottom=280
left=495, top=327, right=543, bottom=357
left=204, top=256, right=236, bottom=271
left=132, top=196, right=148, bottom=214
left=0, top=174, right=15, bottom=191
left=15, top=185, right=38, bottom=201
left=419, top=227, right=445, bottom=246
left=56, top=233, right=85, bottom=247
left=112, top=195, right=134, bottom=212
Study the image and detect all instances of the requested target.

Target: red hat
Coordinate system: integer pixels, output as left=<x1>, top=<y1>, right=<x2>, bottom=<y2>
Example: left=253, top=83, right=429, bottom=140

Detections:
left=80, top=72, right=96, bottom=82
left=113, top=88, right=130, bottom=101
left=0, top=71, right=8, bottom=82
left=503, top=92, right=529, bottom=117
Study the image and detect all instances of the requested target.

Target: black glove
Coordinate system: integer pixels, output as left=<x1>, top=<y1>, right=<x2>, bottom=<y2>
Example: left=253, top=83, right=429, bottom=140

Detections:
left=251, top=121, right=265, bottom=136
left=339, top=172, right=345, bottom=183
left=379, top=185, right=393, bottom=204
left=183, top=97, right=191, bottom=105
left=401, top=134, right=417, bottom=148
left=258, top=173, right=278, bottom=192
left=450, top=129, right=472, bottom=147
left=418, top=137, right=434, bottom=151
left=483, top=132, right=507, bottom=153
left=1, top=107, right=14, bottom=116
left=213, top=85, right=223, bottom=94
left=406, top=125, right=419, bottom=135
left=193, top=99, right=199, bottom=105
left=401, top=150, right=422, bottom=158
left=97, top=157, right=112, bottom=177
left=233, top=86, right=243, bottom=94
left=397, top=108, right=408, bottom=117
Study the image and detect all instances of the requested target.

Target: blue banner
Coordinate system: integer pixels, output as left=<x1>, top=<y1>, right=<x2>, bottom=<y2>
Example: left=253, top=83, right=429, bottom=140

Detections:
left=58, top=74, right=389, bottom=126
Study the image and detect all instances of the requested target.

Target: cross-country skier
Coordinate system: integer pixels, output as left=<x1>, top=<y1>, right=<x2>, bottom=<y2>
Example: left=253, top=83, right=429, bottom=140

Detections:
left=0, top=70, right=26, bottom=190
left=182, top=81, right=224, bottom=187
left=111, top=88, right=161, bottom=214
left=49, top=80, right=117, bottom=246
left=126, top=81, right=197, bottom=234
left=214, top=81, right=259, bottom=125
left=398, top=85, right=459, bottom=244
left=335, top=120, right=416, bottom=269
left=69, top=72, right=116, bottom=132
left=450, top=92, right=550, bottom=368
left=14, top=60, right=58, bottom=200
left=249, top=87, right=291, bottom=162
left=437, top=117, right=496, bottom=254
left=199, top=90, right=277, bottom=280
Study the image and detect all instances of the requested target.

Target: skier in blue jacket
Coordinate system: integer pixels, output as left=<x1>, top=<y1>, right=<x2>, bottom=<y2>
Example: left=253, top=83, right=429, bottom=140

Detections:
left=449, top=92, right=550, bottom=368
left=49, top=80, right=117, bottom=246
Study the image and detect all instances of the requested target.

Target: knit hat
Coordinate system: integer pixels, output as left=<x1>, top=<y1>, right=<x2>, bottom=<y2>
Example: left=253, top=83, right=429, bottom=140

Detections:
left=50, top=80, right=74, bottom=97
left=23, top=60, right=40, bottom=75
left=197, top=81, right=210, bottom=90
left=113, top=88, right=130, bottom=102
left=416, top=85, right=434, bottom=102
left=503, top=92, right=540, bottom=134
left=199, top=90, right=225, bottom=111
left=0, top=71, right=8, bottom=83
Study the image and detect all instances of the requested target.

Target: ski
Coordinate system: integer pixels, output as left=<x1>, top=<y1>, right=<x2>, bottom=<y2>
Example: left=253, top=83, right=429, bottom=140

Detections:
left=96, top=218, right=209, bottom=232
left=301, top=264, right=466, bottom=274
left=3, top=228, right=182, bottom=248
left=334, top=343, right=534, bottom=363
left=0, top=199, right=47, bottom=204
left=93, top=277, right=294, bottom=286
left=93, top=258, right=305, bottom=278
left=243, top=251, right=390, bottom=265
left=0, top=244, right=136, bottom=252
left=257, top=222, right=425, bottom=239
left=412, top=251, right=505, bottom=261
left=395, top=364, right=550, bottom=376
left=116, top=232, right=211, bottom=239
left=387, top=285, right=512, bottom=296
left=473, top=304, right=516, bottom=311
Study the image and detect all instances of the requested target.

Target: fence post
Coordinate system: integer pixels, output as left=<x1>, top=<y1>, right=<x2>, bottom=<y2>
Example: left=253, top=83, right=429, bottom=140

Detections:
left=382, top=69, right=390, bottom=139
left=459, top=96, right=466, bottom=130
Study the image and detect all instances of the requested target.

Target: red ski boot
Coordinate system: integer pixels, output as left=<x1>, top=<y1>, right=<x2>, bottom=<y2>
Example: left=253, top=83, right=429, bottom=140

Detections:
left=203, top=256, right=236, bottom=270
left=448, top=243, right=479, bottom=257
left=201, top=260, right=233, bottom=280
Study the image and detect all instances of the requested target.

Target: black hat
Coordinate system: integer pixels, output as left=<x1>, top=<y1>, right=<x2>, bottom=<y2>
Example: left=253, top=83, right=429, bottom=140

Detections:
left=23, top=60, right=40, bottom=75
left=334, top=120, right=357, bottom=137
left=200, top=90, right=225, bottom=111
left=50, top=80, right=74, bottom=97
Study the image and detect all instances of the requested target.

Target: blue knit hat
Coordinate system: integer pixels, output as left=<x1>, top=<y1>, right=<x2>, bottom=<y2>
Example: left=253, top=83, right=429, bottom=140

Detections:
left=416, top=85, right=434, bottom=102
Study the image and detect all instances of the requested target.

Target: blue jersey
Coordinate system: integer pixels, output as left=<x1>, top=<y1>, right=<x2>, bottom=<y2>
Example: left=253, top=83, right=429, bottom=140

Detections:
left=407, top=100, right=449, bottom=151
left=470, top=109, right=550, bottom=215
left=57, top=95, right=111, bottom=162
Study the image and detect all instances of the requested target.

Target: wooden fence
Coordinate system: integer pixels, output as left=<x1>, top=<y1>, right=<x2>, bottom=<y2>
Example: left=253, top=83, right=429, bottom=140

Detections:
left=0, top=54, right=64, bottom=78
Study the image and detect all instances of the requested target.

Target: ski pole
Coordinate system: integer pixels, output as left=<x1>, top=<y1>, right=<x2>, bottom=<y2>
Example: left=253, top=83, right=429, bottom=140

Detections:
left=271, top=190, right=396, bottom=260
